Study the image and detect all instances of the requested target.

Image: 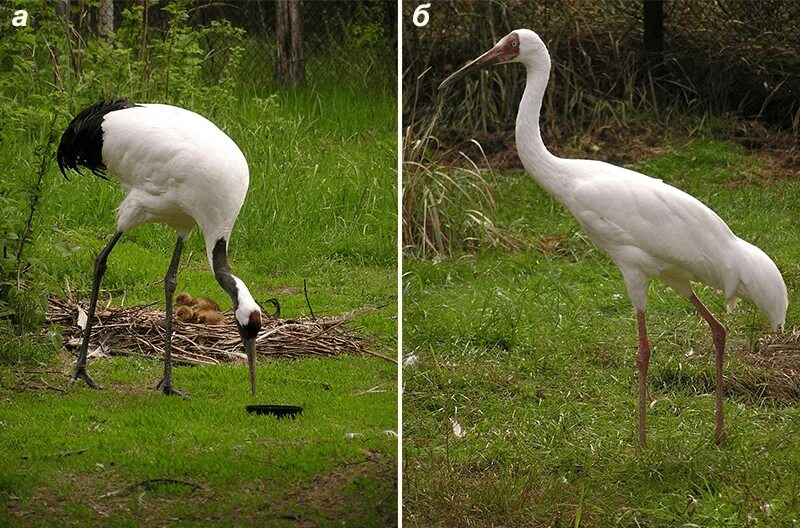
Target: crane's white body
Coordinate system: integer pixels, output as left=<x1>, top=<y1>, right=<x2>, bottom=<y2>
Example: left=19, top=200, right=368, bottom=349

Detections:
left=102, top=104, right=249, bottom=266
left=100, top=104, right=260, bottom=327
left=512, top=34, right=787, bottom=329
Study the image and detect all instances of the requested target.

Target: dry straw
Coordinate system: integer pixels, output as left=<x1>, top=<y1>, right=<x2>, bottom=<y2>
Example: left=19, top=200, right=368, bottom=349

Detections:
left=47, top=296, right=395, bottom=366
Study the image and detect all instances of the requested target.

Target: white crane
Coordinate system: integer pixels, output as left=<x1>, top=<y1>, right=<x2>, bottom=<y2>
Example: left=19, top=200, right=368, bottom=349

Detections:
left=57, top=99, right=263, bottom=396
left=439, top=30, right=787, bottom=447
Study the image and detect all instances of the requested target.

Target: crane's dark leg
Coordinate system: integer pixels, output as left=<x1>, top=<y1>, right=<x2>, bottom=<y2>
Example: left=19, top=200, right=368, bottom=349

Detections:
left=635, top=310, right=650, bottom=449
left=689, top=293, right=727, bottom=445
left=71, top=231, right=123, bottom=389
left=156, top=236, right=186, bottom=397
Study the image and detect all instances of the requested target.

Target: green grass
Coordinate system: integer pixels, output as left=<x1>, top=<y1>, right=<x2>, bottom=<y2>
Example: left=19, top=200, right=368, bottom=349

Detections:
left=403, top=137, right=800, bottom=526
left=1, top=355, right=396, bottom=526
left=0, top=74, right=397, bottom=524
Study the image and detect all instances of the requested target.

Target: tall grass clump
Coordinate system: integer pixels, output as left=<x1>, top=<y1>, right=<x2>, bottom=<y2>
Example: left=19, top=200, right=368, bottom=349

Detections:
left=403, top=112, right=521, bottom=259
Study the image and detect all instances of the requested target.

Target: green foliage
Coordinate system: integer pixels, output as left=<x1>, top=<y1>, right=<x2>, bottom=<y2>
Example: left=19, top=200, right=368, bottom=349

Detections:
left=346, top=2, right=389, bottom=48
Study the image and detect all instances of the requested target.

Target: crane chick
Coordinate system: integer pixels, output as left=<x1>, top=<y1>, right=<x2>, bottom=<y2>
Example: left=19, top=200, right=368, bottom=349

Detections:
left=175, top=305, right=196, bottom=323
left=196, top=309, right=225, bottom=326
left=175, top=292, right=221, bottom=312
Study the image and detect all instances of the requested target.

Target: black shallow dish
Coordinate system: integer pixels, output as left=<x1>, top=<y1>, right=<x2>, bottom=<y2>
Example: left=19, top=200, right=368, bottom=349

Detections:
left=246, top=404, right=303, bottom=418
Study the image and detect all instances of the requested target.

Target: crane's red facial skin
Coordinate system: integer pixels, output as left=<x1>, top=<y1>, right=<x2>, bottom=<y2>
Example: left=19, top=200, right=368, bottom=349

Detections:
left=439, top=32, right=520, bottom=90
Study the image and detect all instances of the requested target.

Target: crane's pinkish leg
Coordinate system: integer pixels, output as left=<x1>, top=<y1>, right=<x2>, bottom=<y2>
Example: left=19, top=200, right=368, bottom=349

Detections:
left=689, top=293, right=726, bottom=445
left=635, top=310, right=650, bottom=448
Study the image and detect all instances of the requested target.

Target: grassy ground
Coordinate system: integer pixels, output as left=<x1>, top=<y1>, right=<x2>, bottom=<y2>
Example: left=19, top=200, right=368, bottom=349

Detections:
left=0, top=78, right=398, bottom=525
left=1, top=355, right=395, bottom=526
left=403, top=136, right=800, bottom=526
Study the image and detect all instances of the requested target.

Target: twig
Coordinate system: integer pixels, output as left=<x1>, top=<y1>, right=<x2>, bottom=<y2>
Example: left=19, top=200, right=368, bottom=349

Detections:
left=57, top=448, right=87, bottom=457
left=99, top=478, right=201, bottom=499
left=360, top=349, right=398, bottom=364
left=304, top=278, right=316, bottom=320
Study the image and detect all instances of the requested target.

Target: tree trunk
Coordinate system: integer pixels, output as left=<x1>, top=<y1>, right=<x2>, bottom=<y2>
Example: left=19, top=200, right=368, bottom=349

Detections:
left=98, top=0, right=114, bottom=42
left=643, top=0, right=664, bottom=77
left=276, top=0, right=305, bottom=87
left=275, top=0, right=290, bottom=84
left=288, top=0, right=305, bottom=87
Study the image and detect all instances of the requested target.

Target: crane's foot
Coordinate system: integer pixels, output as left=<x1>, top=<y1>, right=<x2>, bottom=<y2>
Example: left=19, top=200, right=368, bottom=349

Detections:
left=715, top=428, right=727, bottom=446
left=156, top=378, right=189, bottom=398
left=69, top=367, right=104, bottom=390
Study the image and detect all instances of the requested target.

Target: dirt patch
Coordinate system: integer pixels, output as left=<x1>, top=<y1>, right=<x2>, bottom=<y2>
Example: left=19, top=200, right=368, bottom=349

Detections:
left=275, top=450, right=397, bottom=527
left=436, top=118, right=798, bottom=182
left=727, top=328, right=800, bottom=403
left=436, top=121, right=671, bottom=172
left=724, top=120, right=800, bottom=183
left=6, top=455, right=396, bottom=527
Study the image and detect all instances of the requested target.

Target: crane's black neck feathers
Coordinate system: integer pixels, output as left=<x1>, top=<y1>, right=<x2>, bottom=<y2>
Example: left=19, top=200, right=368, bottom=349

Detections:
left=57, top=98, right=138, bottom=180
left=212, top=238, right=238, bottom=309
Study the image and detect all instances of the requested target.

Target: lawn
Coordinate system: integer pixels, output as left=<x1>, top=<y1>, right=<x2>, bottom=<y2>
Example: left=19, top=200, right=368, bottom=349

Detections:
left=403, top=136, right=800, bottom=526
left=0, top=47, right=398, bottom=528
left=2, top=356, right=396, bottom=526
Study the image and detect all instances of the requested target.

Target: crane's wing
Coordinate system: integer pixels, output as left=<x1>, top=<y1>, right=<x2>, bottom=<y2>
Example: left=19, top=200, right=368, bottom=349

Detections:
left=564, top=160, right=739, bottom=284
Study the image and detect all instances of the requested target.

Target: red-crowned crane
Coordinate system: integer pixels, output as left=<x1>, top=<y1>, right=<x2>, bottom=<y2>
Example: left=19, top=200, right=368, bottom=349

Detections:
left=57, top=99, right=263, bottom=396
left=439, top=30, right=787, bottom=447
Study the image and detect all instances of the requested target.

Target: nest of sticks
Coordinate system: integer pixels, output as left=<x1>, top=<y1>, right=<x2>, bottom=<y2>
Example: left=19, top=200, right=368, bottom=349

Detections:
left=46, top=296, right=393, bottom=366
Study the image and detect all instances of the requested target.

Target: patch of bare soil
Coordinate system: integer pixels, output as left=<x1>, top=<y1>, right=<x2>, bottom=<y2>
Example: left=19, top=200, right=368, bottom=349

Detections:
left=727, top=328, right=800, bottom=403
left=7, top=454, right=396, bottom=527
left=286, top=450, right=397, bottom=526
left=438, top=121, right=671, bottom=172
left=437, top=118, right=798, bottom=181
left=724, top=119, right=800, bottom=184
left=243, top=450, right=396, bottom=527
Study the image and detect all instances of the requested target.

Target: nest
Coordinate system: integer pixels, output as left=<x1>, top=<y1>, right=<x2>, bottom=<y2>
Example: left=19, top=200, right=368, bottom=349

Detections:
left=46, top=296, right=394, bottom=366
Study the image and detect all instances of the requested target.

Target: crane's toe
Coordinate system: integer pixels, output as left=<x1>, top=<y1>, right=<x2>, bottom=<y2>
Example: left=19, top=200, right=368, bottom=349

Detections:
left=156, top=378, right=189, bottom=398
left=69, top=367, right=105, bottom=390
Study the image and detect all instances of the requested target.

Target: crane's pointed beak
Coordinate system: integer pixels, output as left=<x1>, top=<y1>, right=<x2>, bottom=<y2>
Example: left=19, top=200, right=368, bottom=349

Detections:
left=245, top=337, right=257, bottom=395
left=439, top=46, right=504, bottom=90
left=438, top=32, right=520, bottom=90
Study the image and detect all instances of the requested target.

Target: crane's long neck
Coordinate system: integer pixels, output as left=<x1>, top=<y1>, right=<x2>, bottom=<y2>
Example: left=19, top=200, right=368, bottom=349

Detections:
left=210, top=238, right=260, bottom=327
left=515, top=61, right=564, bottom=197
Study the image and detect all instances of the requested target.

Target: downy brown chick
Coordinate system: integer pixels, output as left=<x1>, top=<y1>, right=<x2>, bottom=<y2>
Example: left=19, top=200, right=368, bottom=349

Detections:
left=175, top=305, right=196, bottom=323
left=196, top=309, right=224, bottom=325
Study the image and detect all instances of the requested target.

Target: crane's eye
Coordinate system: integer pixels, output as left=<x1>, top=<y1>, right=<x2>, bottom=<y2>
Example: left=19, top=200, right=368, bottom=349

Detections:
left=511, top=42, right=517, bottom=47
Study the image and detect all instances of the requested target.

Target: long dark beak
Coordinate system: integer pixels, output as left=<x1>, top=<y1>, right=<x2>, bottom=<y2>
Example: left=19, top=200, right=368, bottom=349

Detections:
left=438, top=45, right=505, bottom=90
left=245, top=338, right=257, bottom=395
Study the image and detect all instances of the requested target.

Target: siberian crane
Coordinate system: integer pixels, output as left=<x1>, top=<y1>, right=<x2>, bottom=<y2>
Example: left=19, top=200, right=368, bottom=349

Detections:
left=439, top=29, right=787, bottom=447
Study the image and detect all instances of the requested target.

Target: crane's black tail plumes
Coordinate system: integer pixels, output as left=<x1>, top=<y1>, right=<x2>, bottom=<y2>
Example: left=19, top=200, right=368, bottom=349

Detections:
left=57, top=98, right=137, bottom=179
